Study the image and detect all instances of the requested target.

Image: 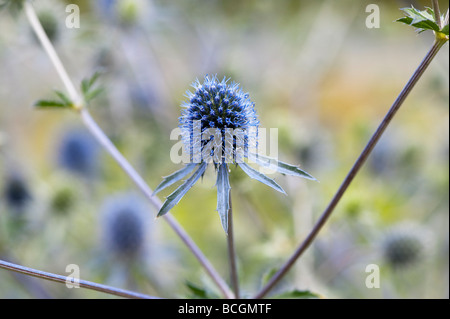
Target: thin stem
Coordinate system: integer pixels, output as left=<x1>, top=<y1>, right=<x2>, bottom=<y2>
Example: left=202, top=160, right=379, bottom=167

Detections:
left=0, top=259, right=159, bottom=299
left=23, top=1, right=80, bottom=105
left=227, top=191, right=239, bottom=298
left=23, top=0, right=233, bottom=299
left=432, top=0, right=442, bottom=29
left=255, top=38, right=447, bottom=299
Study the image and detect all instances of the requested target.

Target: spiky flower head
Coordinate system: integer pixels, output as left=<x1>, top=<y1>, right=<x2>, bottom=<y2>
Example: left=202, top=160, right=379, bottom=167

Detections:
left=156, top=75, right=316, bottom=233
left=180, top=74, right=259, bottom=165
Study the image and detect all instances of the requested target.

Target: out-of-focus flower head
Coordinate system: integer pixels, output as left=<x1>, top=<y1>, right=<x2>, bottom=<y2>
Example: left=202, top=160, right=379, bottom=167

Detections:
left=100, top=193, right=150, bottom=260
left=381, top=223, right=431, bottom=269
left=56, top=128, right=100, bottom=178
left=2, top=173, right=32, bottom=214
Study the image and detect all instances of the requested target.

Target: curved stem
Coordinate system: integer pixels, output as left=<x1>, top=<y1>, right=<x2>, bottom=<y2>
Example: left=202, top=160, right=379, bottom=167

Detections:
left=0, top=259, right=158, bottom=299
left=227, top=192, right=239, bottom=298
left=23, top=0, right=233, bottom=299
left=255, top=38, right=447, bottom=299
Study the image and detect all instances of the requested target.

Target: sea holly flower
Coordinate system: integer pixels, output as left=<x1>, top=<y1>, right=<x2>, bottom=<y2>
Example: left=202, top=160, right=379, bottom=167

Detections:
left=155, top=75, right=316, bottom=233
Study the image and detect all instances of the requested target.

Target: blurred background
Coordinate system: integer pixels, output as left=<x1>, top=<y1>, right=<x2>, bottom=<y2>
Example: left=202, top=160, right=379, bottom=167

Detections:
left=0, top=0, right=448, bottom=298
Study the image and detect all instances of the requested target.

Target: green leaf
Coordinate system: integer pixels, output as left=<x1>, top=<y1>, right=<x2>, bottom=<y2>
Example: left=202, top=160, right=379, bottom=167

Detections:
left=84, top=87, right=104, bottom=103
left=157, top=162, right=207, bottom=217
left=412, top=19, right=440, bottom=32
left=272, top=289, right=321, bottom=299
left=81, top=72, right=103, bottom=103
left=260, top=267, right=279, bottom=288
left=441, top=24, right=449, bottom=36
left=34, top=100, right=68, bottom=108
left=216, top=163, right=231, bottom=234
left=250, top=153, right=317, bottom=181
left=397, top=6, right=441, bottom=33
left=238, top=162, right=286, bottom=195
left=54, top=90, right=73, bottom=106
left=185, top=281, right=220, bottom=299
left=153, top=164, right=197, bottom=195
left=34, top=89, right=74, bottom=109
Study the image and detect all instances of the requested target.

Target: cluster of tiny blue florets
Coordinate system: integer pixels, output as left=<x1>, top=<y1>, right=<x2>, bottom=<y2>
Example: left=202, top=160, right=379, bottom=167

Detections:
left=179, top=75, right=259, bottom=164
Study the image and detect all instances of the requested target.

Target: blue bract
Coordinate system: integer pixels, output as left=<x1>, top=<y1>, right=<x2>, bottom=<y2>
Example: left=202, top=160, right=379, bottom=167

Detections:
left=155, top=75, right=316, bottom=234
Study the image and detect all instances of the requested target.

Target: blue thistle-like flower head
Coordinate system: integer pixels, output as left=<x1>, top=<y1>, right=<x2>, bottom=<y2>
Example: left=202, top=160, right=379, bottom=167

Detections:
left=57, top=128, right=99, bottom=177
left=2, top=174, right=32, bottom=213
left=101, top=193, right=149, bottom=259
left=179, top=74, right=259, bottom=165
left=156, top=75, right=316, bottom=234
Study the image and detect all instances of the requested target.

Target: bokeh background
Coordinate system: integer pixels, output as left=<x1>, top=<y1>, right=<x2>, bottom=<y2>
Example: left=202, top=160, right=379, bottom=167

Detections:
left=0, top=0, right=448, bottom=299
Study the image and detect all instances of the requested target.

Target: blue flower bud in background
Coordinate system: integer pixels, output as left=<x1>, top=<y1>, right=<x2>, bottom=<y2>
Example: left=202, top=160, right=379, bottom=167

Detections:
left=101, top=193, right=149, bottom=259
left=381, top=224, right=428, bottom=269
left=2, top=173, right=32, bottom=214
left=56, top=128, right=100, bottom=178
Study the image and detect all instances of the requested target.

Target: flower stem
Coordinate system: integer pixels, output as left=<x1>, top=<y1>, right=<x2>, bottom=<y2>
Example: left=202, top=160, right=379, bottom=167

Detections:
left=227, top=192, right=239, bottom=298
left=23, top=0, right=233, bottom=299
left=255, top=38, right=447, bottom=299
left=0, top=259, right=159, bottom=299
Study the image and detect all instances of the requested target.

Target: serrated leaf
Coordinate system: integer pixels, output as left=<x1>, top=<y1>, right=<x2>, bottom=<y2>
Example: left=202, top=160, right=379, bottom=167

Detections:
left=153, top=163, right=197, bottom=195
left=396, top=16, right=413, bottom=25
left=238, top=162, right=286, bottom=195
left=272, top=289, right=321, bottom=299
left=397, top=6, right=441, bottom=33
left=413, top=20, right=440, bottom=32
left=250, top=153, right=317, bottom=181
left=157, top=162, right=207, bottom=217
left=34, top=100, right=67, bottom=108
left=216, top=163, right=230, bottom=234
